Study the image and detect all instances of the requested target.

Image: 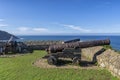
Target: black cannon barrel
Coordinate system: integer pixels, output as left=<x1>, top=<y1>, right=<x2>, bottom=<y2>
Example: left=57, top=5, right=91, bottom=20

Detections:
left=64, top=38, right=80, bottom=43
left=48, top=39, right=110, bottom=53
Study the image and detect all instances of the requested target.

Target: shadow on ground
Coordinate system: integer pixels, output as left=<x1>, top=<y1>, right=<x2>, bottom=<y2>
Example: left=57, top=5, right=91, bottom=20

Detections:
left=55, top=59, right=95, bottom=67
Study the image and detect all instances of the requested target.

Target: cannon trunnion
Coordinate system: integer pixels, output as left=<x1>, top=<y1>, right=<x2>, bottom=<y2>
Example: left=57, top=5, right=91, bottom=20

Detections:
left=44, top=39, right=110, bottom=65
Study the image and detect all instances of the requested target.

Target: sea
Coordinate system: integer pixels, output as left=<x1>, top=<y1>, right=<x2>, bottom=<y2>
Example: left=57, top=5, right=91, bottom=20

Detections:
left=18, top=35, right=120, bottom=51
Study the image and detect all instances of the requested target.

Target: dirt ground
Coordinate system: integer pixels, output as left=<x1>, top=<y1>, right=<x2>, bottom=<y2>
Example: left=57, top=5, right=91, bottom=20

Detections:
left=33, top=56, right=99, bottom=69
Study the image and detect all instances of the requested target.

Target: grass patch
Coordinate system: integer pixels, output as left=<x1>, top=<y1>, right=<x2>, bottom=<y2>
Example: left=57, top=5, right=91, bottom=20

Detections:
left=103, top=45, right=113, bottom=50
left=0, top=50, right=119, bottom=80
left=103, top=45, right=120, bottom=54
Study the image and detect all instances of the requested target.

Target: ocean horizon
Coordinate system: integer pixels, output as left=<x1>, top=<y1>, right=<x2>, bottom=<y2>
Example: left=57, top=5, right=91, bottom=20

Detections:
left=18, top=35, right=120, bottom=51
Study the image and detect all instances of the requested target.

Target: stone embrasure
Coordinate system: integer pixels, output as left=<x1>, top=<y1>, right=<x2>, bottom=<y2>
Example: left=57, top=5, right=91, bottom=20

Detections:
left=82, top=46, right=120, bottom=78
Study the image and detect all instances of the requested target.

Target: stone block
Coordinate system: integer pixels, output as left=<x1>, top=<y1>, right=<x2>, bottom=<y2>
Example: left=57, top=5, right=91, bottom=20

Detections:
left=100, top=63, right=105, bottom=68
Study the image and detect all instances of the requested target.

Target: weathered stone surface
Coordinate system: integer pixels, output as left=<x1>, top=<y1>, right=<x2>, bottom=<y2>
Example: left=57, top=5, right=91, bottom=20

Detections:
left=100, top=63, right=105, bottom=68
left=118, top=70, right=120, bottom=76
left=82, top=46, right=120, bottom=78
left=81, top=46, right=103, bottom=61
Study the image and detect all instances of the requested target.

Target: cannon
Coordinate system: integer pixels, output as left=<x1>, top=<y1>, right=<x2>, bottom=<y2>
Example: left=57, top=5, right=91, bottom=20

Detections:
left=44, top=39, right=110, bottom=65
left=63, top=38, right=80, bottom=43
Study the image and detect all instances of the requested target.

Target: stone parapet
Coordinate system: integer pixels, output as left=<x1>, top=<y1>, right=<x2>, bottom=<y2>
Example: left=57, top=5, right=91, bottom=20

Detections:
left=82, top=46, right=120, bottom=78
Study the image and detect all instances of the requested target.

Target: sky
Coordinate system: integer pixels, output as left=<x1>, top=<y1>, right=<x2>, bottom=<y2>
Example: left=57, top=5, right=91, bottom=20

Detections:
left=0, top=0, right=120, bottom=35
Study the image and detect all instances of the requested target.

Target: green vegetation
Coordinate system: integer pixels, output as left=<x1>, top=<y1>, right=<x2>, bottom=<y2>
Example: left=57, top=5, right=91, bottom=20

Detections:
left=103, top=45, right=113, bottom=50
left=113, top=50, right=120, bottom=54
left=0, top=50, right=118, bottom=80
left=103, top=45, right=120, bottom=54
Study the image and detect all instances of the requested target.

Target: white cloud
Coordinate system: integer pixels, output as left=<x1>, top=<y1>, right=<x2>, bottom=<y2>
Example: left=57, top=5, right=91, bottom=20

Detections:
left=0, top=19, right=8, bottom=27
left=0, top=24, right=8, bottom=27
left=33, top=28, right=48, bottom=32
left=0, top=19, right=4, bottom=22
left=15, top=24, right=91, bottom=35
left=63, top=24, right=91, bottom=32
left=16, top=27, right=49, bottom=35
left=18, top=27, right=29, bottom=31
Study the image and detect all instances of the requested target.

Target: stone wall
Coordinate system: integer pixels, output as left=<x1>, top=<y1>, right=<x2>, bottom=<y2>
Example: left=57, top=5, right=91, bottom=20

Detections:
left=82, top=46, right=120, bottom=78
left=24, top=41, right=62, bottom=50
left=81, top=46, right=103, bottom=61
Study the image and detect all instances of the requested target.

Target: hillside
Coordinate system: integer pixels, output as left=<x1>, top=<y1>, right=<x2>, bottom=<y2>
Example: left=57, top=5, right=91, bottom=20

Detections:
left=0, top=30, right=18, bottom=40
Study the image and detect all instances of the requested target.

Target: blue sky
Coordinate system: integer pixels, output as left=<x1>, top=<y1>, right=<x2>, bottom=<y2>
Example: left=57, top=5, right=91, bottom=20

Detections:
left=0, top=0, right=120, bottom=35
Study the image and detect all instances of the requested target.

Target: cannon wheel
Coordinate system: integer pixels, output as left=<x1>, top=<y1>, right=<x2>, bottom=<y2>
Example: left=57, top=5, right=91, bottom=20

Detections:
left=47, top=56, right=57, bottom=65
left=72, top=56, right=81, bottom=65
